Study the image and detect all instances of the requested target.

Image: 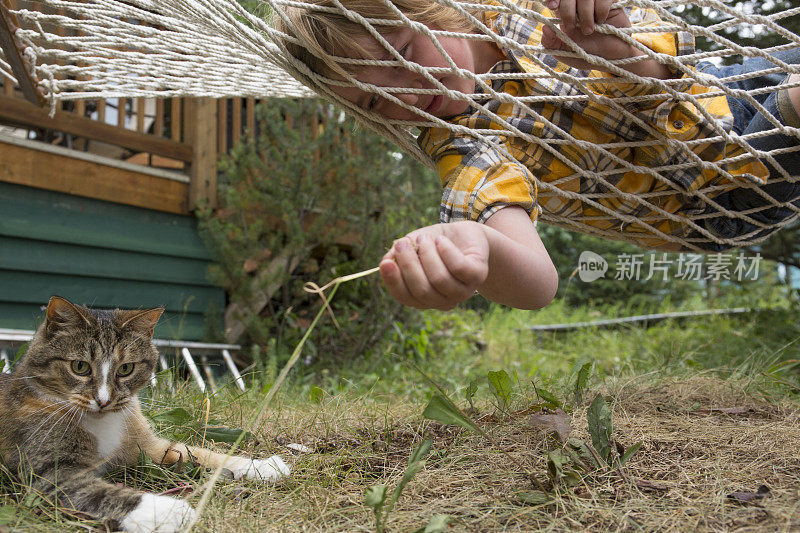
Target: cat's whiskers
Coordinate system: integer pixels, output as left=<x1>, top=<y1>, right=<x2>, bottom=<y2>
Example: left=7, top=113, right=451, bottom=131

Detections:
left=26, top=402, right=74, bottom=445
left=21, top=398, right=72, bottom=419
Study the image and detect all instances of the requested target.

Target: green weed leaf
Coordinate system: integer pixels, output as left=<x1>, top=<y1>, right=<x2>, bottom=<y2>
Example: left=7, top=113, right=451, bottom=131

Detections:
left=536, top=388, right=562, bottom=408
left=387, top=437, right=432, bottom=513
left=200, top=426, right=252, bottom=444
left=465, top=378, right=479, bottom=409
left=413, top=514, right=450, bottom=532
left=423, top=394, right=480, bottom=433
left=565, top=438, right=601, bottom=471
left=151, top=407, right=193, bottom=425
left=365, top=484, right=388, bottom=510
left=487, top=370, right=513, bottom=411
left=587, top=394, right=613, bottom=464
left=574, top=361, right=594, bottom=403
left=309, top=386, right=325, bottom=404
left=514, top=490, right=550, bottom=505
left=619, top=442, right=643, bottom=466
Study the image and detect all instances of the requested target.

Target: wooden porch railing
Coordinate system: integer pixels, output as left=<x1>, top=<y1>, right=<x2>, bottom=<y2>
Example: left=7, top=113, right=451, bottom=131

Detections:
left=0, top=0, right=275, bottom=216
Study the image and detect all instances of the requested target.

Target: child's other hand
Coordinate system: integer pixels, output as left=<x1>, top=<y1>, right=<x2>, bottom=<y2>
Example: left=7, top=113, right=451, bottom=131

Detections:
left=541, top=0, right=636, bottom=71
left=379, top=221, right=489, bottom=311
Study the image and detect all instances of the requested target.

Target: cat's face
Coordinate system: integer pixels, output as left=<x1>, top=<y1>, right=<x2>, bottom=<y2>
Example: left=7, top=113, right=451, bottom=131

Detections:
left=22, top=296, right=164, bottom=414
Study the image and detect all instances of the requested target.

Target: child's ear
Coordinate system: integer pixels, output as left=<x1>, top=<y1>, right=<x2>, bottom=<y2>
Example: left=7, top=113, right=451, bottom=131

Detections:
left=45, top=295, right=91, bottom=332
left=119, top=308, right=165, bottom=338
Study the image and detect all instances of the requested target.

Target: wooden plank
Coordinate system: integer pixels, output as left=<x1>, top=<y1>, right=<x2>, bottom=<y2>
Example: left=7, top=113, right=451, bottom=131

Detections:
left=232, top=97, right=241, bottom=146
left=0, top=181, right=211, bottom=259
left=0, top=94, right=193, bottom=161
left=118, top=97, right=127, bottom=128
left=0, top=270, right=222, bottom=314
left=0, top=0, right=45, bottom=106
left=0, top=139, right=189, bottom=214
left=187, top=98, right=217, bottom=209
left=246, top=97, right=255, bottom=133
left=155, top=98, right=164, bottom=137
left=97, top=99, right=106, bottom=123
left=136, top=98, right=145, bottom=133
left=171, top=98, right=181, bottom=141
left=217, top=99, right=227, bottom=154
left=0, top=302, right=209, bottom=341
left=0, top=236, right=212, bottom=286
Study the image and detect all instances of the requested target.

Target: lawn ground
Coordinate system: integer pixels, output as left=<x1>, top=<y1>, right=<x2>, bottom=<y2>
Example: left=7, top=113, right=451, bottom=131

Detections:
left=1, top=306, right=799, bottom=532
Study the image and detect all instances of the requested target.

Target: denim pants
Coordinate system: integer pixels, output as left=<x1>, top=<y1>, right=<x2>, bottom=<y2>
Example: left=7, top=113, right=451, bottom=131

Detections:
left=690, top=48, right=800, bottom=251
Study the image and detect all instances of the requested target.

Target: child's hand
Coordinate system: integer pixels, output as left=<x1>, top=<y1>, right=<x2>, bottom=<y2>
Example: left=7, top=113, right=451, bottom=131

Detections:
left=379, top=221, right=490, bottom=311
left=541, top=0, right=636, bottom=71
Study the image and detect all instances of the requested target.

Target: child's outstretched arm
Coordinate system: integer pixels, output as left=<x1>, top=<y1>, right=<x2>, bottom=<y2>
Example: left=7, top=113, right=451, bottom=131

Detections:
left=379, top=207, right=558, bottom=311
left=541, top=0, right=673, bottom=79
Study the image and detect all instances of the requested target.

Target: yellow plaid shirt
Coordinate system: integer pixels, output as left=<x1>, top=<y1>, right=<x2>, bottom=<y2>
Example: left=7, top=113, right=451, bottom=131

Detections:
left=417, top=2, right=768, bottom=249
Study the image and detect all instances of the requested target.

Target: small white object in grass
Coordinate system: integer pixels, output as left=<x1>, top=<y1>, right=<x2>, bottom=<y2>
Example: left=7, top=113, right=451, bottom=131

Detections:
left=286, top=443, right=313, bottom=453
left=120, top=493, right=195, bottom=533
left=225, top=455, right=290, bottom=482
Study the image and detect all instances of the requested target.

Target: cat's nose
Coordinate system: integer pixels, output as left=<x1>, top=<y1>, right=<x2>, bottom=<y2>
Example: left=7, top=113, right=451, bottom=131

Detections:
left=96, top=396, right=111, bottom=409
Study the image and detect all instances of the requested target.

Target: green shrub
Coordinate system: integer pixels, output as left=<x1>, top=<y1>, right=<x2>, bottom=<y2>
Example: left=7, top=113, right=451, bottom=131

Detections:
left=198, top=99, right=439, bottom=367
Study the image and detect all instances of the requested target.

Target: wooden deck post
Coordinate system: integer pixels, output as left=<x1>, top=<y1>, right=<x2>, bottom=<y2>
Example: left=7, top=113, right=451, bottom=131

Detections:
left=185, top=98, right=218, bottom=210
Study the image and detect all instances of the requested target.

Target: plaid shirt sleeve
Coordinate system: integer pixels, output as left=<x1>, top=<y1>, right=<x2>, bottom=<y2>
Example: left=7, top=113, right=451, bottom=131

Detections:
left=419, top=128, right=540, bottom=224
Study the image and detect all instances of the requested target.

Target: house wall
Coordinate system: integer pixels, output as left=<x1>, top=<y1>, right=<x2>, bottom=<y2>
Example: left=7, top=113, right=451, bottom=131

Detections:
left=0, top=181, right=224, bottom=340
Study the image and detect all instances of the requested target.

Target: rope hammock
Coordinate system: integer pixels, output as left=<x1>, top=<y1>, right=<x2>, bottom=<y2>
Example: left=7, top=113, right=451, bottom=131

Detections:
left=2, top=0, right=800, bottom=252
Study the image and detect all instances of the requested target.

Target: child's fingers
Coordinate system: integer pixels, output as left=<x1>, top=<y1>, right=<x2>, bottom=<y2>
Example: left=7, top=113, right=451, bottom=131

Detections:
left=392, top=237, right=451, bottom=308
left=594, top=0, right=613, bottom=24
left=379, top=258, right=425, bottom=309
left=577, top=0, right=595, bottom=34
left=557, top=0, right=577, bottom=29
left=435, top=235, right=488, bottom=288
left=416, top=235, right=472, bottom=308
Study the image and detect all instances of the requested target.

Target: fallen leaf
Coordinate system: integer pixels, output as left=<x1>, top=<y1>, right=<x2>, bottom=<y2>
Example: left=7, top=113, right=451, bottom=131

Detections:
left=633, top=479, right=669, bottom=492
left=728, top=485, right=771, bottom=504
left=528, top=409, right=572, bottom=442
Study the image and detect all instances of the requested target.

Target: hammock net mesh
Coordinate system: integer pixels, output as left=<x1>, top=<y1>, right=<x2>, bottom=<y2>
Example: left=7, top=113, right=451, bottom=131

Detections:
left=2, top=0, right=800, bottom=251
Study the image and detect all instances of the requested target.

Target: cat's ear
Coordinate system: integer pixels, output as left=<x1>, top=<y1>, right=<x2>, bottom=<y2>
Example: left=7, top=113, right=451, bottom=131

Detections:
left=119, top=308, right=164, bottom=338
left=45, top=295, right=91, bottom=331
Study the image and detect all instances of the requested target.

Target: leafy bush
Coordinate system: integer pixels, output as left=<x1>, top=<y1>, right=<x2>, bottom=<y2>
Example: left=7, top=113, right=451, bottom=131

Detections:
left=198, top=99, right=439, bottom=366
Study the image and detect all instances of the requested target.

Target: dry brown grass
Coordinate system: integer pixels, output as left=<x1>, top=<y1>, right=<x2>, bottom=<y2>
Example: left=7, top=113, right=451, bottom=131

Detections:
left=193, top=375, right=800, bottom=532
left=2, top=376, right=798, bottom=532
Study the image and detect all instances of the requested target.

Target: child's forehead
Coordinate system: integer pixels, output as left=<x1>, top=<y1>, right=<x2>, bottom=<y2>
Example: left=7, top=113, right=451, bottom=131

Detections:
left=349, top=28, right=406, bottom=60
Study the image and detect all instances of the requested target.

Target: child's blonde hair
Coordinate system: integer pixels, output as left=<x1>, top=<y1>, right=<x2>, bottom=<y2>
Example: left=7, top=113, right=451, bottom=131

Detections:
left=271, top=1, right=482, bottom=79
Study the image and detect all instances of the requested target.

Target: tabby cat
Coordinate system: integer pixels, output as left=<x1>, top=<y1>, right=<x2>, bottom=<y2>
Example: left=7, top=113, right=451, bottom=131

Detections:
left=0, top=296, right=289, bottom=532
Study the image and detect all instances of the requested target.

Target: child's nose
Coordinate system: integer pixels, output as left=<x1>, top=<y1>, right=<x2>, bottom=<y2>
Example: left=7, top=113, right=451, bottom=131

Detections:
left=397, top=92, right=420, bottom=106
left=397, top=79, right=424, bottom=107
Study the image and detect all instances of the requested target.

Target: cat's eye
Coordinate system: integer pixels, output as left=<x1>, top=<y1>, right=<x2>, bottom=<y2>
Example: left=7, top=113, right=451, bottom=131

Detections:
left=117, top=363, right=135, bottom=377
left=70, top=360, right=91, bottom=376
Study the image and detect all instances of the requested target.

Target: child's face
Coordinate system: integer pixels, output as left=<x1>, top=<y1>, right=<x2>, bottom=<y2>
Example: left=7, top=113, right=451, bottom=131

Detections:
left=331, top=26, right=496, bottom=121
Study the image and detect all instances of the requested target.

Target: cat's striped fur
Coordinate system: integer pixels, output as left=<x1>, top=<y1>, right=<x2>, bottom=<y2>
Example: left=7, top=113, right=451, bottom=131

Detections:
left=0, top=296, right=289, bottom=532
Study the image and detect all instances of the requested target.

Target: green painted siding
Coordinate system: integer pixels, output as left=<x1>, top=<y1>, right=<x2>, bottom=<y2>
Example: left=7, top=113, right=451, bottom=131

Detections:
left=0, top=182, right=224, bottom=340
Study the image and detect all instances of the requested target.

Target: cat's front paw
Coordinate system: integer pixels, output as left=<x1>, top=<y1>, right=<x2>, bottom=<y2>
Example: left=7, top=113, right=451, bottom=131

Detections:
left=227, top=454, right=290, bottom=482
left=120, top=493, right=195, bottom=533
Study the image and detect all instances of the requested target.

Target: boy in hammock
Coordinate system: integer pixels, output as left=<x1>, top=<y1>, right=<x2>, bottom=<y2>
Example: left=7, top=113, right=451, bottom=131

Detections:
left=273, top=0, right=800, bottom=311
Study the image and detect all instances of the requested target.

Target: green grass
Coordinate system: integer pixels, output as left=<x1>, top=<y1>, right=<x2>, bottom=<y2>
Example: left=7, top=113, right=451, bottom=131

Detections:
left=1, top=300, right=800, bottom=531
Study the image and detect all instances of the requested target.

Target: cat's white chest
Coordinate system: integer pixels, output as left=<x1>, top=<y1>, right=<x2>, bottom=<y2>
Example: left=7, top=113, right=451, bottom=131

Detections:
left=81, top=410, right=129, bottom=460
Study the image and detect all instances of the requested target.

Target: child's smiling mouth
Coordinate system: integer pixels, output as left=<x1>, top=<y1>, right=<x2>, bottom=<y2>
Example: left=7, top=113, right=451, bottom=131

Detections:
left=425, top=94, right=443, bottom=114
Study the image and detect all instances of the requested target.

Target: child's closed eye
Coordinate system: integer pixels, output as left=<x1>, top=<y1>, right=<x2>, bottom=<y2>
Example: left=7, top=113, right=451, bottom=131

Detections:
left=366, top=93, right=381, bottom=111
